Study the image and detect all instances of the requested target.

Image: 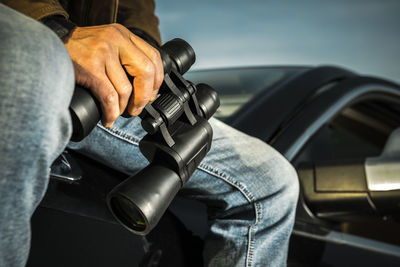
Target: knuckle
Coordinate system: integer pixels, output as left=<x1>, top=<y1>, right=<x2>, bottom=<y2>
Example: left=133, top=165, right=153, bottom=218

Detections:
left=111, top=23, right=123, bottom=29
left=120, top=83, right=133, bottom=97
left=99, top=90, right=120, bottom=123
left=141, top=59, right=155, bottom=77
left=105, top=25, right=119, bottom=35
left=102, top=25, right=123, bottom=41
left=103, top=90, right=118, bottom=105
left=150, top=48, right=162, bottom=63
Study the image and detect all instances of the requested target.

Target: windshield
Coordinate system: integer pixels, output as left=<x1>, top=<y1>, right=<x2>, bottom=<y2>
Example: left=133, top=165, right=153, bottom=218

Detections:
left=185, top=67, right=306, bottom=119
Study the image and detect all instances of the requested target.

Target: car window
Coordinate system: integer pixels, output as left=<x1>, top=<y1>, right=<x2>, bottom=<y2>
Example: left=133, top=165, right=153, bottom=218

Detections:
left=293, top=98, right=400, bottom=248
left=294, top=99, right=400, bottom=165
left=185, top=67, right=305, bottom=119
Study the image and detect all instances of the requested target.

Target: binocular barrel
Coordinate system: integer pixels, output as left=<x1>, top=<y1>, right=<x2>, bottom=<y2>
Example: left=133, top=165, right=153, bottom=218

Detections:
left=107, top=164, right=181, bottom=235
left=108, top=116, right=213, bottom=235
left=69, top=38, right=196, bottom=142
left=69, top=38, right=219, bottom=236
left=161, top=38, right=196, bottom=75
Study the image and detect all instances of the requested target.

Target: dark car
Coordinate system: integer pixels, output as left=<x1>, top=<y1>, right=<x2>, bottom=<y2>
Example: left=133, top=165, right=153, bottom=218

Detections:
left=186, top=65, right=400, bottom=266
left=29, top=65, right=400, bottom=266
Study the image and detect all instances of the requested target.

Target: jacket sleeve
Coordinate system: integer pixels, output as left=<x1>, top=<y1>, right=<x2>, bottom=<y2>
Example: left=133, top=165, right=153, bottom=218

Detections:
left=117, top=0, right=161, bottom=45
left=1, top=0, right=69, bottom=21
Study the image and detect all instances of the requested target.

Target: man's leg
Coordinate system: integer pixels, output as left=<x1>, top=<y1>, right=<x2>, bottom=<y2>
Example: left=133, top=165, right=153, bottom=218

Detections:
left=179, top=119, right=299, bottom=267
left=0, top=4, right=74, bottom=266
left=69, top=115, right=299, bottom=266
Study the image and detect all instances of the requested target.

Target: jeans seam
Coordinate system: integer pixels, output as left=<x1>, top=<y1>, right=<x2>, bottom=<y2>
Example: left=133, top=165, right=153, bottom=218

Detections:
left=97, top=124, right=262, bottom=267
left=198, top=163, right=262, bottom=267
left=97, top=124, right=141, bottom=145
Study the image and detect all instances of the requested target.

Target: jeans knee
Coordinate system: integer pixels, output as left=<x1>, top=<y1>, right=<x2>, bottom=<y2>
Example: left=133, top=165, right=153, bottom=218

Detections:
left=252, top=144, right=299, bottom=217
left=0, top=5, right=74, bottom=160
left=278, top=156, right=300, bottom=208
left=207, top=119, right=300, bottom=214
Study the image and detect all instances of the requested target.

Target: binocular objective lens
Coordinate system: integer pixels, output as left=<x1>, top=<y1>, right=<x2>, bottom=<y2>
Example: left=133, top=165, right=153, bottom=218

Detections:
left=110, top=196, right=146, bottom=232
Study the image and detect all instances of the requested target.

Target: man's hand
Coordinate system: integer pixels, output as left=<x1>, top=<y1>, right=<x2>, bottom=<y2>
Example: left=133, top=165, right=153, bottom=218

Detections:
left=64, top=24, right=164, bottom=128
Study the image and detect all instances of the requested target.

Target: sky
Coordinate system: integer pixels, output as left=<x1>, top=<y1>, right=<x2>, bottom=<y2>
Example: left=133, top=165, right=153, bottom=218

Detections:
left=156, top=0, right=400, bottom=83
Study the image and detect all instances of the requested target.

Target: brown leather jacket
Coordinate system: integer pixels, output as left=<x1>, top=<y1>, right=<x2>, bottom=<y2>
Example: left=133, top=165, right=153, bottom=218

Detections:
left=1, top=0, right=161, bottom=44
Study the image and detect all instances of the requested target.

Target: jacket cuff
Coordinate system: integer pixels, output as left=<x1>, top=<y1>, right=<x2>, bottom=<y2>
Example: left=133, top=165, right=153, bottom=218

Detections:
left=41, top=15, right=77, bottom=40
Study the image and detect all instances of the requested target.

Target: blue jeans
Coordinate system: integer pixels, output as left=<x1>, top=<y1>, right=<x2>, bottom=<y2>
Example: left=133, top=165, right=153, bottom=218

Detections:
left=0, top=4, right=299, bottom=267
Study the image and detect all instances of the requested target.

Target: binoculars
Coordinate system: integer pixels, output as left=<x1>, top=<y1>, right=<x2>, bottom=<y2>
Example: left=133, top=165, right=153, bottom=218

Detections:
left=69, top=39, right=220, bottom=235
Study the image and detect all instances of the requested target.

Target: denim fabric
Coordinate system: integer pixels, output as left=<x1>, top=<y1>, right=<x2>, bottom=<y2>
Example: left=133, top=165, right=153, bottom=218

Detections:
left=0, top=4, right=299, bottom=267
left=69, top=117, right=299, bottom=267
left=0, top=4, right=74, bottom=267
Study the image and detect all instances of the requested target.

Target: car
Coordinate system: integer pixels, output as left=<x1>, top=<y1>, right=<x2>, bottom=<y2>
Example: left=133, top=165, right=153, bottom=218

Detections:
left=186, top=65, right=400, bottom=266
left=28, top=65, right=400, bottom=266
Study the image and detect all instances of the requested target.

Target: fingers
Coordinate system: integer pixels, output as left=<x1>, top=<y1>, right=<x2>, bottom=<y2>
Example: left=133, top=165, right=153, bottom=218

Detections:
left=105, top=56, right=132, bottom=115
left=89, top=73, right=120, bottom=128
left=113, top=24, right=164, bottom=101
left=101, top=24, right=164, bottom=117
left=65, top=24, right=164, bottom=127
left=116, top=34, right=162, bottom=115
left=128, top=34, right=164, bottom=100
left=119, top=44, right=155, bottom=115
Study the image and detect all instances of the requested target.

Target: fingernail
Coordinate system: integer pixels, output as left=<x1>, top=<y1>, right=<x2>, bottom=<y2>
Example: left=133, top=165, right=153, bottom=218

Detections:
left=150, top=93, right=158, bottom=102
left=103, top=122, right=114, bottom=128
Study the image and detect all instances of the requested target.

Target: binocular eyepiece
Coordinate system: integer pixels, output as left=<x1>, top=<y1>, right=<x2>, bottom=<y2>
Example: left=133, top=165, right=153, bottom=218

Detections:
left=161, top=38, right=196, bottom=75
left=69, top=38, right=219, bottom=236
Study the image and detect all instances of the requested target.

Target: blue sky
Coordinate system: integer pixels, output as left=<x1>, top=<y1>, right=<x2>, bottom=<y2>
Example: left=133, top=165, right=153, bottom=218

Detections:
left=156, top=0, right=400, bottom=82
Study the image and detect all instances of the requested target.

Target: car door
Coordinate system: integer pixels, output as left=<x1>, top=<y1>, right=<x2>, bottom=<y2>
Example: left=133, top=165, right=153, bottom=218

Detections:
left=268, top=73, right=400, bottom=265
